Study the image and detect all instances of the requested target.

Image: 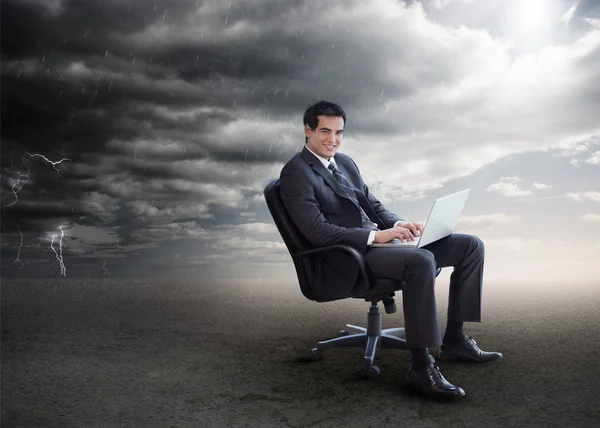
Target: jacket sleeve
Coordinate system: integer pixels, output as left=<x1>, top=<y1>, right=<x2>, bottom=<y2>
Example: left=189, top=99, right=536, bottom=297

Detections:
left=279, top=161, right=371, bottom=253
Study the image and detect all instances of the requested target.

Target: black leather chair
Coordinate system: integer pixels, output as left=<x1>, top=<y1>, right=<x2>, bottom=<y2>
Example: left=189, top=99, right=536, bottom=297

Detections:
left=264, top=178, right=441, bottom=378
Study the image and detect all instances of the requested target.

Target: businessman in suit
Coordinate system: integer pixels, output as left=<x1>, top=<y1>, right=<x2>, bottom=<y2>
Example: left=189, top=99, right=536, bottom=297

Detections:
left=279, top=100, right=502, bottom=399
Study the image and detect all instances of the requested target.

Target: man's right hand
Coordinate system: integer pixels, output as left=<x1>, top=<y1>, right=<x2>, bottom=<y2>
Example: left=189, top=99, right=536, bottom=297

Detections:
left=373, top=227, right=416, bottom=243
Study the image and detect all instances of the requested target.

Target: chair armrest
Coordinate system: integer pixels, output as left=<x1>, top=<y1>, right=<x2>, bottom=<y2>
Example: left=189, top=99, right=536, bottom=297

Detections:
left=292, top=245, right=371, bottom=288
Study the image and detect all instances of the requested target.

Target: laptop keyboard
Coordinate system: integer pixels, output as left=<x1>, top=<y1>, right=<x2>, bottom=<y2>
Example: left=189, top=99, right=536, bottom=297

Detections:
left=389, top=237, right=420, bottom=245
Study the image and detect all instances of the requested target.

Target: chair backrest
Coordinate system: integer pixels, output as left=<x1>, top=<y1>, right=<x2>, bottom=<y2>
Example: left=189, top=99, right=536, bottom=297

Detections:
left=263, top=178, right=320, bottom=300
left=264, top=178, right=433, bottom=303
left=263, top=179, right=313, bottom=253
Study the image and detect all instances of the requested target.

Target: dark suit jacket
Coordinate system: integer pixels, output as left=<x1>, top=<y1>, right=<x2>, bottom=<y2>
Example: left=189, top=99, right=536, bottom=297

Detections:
left=279, top=146, right=404, bottom=298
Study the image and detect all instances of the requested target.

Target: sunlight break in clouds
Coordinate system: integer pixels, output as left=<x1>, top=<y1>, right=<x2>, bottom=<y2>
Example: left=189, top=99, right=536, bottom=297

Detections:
left=560, top=2, right=579, bottom=25
left=328, top=0, right=600, bottom=199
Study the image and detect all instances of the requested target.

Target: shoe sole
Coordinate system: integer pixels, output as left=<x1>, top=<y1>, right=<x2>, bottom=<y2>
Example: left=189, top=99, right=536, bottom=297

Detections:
left=406, top=379, right=466, bottom=399
left=438, top=353, right=502, bottom=363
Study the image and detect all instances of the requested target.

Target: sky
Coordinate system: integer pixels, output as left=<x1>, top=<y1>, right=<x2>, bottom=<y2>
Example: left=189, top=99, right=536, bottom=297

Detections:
left=1, top=0, right=599, bottom=282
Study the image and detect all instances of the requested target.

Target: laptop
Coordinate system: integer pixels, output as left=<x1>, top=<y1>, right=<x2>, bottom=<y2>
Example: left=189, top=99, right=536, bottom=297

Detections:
left=370, top=189, right=471, bottom=248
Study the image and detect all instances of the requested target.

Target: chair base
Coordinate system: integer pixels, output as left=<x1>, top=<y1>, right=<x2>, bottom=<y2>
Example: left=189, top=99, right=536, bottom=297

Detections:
left=309, top=302, right=408, bottom=378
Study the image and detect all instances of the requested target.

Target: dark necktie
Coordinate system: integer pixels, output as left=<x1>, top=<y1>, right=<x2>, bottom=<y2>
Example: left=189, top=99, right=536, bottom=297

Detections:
left=328, top=163, right=379, bottom=231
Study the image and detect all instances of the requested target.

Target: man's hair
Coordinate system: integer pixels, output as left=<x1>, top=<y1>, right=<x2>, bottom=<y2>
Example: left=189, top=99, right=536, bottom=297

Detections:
left=303, top=100, right=346, bottom=144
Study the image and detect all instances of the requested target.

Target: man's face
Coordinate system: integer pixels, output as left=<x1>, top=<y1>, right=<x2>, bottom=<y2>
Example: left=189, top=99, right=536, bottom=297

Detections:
left=305, top=115, right=344, bottom=160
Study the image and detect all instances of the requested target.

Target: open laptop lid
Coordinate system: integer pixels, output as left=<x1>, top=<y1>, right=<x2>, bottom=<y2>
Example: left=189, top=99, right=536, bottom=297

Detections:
left=417, top=189, right=471, bottom=248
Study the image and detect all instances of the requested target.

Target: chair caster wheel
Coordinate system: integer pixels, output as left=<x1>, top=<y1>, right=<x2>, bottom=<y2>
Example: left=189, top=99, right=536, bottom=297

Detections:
left=309, top=348, right=322, bottom=361
left=366, top=365, right=380, bottom=379
left=338, top=330, right=349, bottom=337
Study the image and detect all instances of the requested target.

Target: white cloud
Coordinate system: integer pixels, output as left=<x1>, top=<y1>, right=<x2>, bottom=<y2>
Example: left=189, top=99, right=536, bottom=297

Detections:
left=551, top=136, right=600, bottom=158
left=429, top=0, right=476, bottom=11
left=584, top=151, right=600, bottom=165
left=580, top=213, right=600, bottom=221
left=565, top=192, right=600, bottom=203
left=487, top=177, right=532, bottom=197
left=532, top=182, right=552, bottom=190
left=357, top=27, right=599, bottom=194
left=564, top=138, right=600, bottom=167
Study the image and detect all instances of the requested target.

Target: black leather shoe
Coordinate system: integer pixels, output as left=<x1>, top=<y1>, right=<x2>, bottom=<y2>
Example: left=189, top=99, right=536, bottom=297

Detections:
left=439, top=335, right=503, bottom=362
left=406, top=356, right=465, bottom=399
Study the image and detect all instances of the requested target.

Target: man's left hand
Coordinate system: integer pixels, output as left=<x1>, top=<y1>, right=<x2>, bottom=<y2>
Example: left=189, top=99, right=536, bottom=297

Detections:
left=396, top=222, right=424, bottom=237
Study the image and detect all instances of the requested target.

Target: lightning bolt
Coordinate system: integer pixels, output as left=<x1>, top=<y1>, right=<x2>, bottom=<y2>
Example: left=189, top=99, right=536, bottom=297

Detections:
left=2, top=151, right=71, bottom=210
left=14, top=226, right=24, bottom=269
left=102, top=260, right=111, bottom=276
left=2, top=151, right=73, bottom=276
left=2, top=160, right=31, bottom=210
left=22, top=151, right=71, bottom=180
left=48, top=226, right=68, bottom=276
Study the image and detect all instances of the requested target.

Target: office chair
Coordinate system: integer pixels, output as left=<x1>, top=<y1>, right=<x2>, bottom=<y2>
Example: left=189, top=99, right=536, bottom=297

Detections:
left=264, top=179, right=441, bottom=379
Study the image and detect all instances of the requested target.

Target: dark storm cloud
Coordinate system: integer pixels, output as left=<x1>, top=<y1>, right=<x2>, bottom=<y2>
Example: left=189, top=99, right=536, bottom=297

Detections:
left=2, top=0, right=426, bottom=157
left=2, top=1, right=226, bottom=152
left=3, top=0, right=440, bottom=204
left=1, top=200, right=92, bottom=225
left=1, top=202, right=103, bottom=244
left=1, top=0, right=199, bottom=60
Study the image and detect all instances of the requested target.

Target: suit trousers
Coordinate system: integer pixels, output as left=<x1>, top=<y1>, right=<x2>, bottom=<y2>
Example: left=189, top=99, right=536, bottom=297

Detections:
left=364, top=233, right=485, bottom=348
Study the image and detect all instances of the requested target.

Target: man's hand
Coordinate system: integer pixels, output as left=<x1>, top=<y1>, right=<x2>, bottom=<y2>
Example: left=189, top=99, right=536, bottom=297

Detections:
left=398, top=222, right=424, bottom=238
left=373, top=227, right=417, bottom=243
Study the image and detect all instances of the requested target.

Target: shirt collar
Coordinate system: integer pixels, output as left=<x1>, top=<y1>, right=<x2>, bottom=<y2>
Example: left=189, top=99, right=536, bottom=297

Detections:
left=305, top=145, right=337, bottom=169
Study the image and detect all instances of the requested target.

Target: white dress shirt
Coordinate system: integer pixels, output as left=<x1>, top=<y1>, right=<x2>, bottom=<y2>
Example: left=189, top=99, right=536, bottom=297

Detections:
left=305, top=146, right=407, bottom=246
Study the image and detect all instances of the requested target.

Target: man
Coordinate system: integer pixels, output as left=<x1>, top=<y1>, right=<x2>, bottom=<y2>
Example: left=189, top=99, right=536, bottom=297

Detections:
left=279, top=100, right=502, bottom=399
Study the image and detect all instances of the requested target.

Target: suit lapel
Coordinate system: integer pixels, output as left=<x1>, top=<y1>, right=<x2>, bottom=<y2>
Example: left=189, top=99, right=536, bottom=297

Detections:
left=300, top=147, right=356, bottom=205
left=300, top=147, right=387, bottom=227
